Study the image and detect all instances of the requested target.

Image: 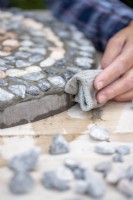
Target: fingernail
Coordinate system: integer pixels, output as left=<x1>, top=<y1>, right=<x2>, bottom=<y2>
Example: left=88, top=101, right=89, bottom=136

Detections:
left=96, top=81, right=104, bottom=90
left=98, top=94, right=107, bottom=104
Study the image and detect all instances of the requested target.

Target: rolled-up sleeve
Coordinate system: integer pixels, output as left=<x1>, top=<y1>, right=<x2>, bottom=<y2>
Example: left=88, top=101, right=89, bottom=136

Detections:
left=46, top=0, right=133, bottom=51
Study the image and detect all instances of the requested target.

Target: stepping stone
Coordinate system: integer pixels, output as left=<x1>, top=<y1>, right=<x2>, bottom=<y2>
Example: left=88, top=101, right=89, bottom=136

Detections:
left=0, top=10, right=96, bottom=128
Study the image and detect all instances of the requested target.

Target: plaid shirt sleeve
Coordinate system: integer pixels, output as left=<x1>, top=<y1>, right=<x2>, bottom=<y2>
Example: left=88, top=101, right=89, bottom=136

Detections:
left=46, top=0, right=133, bottom=51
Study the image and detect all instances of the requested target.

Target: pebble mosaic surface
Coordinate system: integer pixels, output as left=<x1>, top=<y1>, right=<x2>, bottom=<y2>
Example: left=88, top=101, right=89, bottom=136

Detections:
left=0, top=10, right=96, bottom=128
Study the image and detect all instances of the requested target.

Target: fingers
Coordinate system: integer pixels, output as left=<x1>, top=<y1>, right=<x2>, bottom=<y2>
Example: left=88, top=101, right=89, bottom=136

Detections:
left=114, top=90, right=133, bottom=102
left=96, top=67, right=133, bottom=104
left=94, top=46, right=133, bottom=91
left=101, top=32, right=126, bottom=69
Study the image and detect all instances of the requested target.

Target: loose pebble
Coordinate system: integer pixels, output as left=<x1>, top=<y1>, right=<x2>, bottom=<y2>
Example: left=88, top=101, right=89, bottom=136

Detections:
left=95, top=142, right=116, bottom=155
left=49, top=134, right=70, bottom=155
left=94, top=161, right=112, bottom=176
left=116, top=145, right=130, bottom=155
left=113, top=154, right=124, bottom=163
left=117, top=179, right=133, bottom=198
left=9, top=147, right=41, bottom=172
left=42, top=171, right=70, bottom=191
left=106, top=167, right=126, bottom=184
left=9, top=172, right=35, bottom=195
left=75, top=174, right=106, bottom=198
left=89, top=125, right=110, bottom=141
left=64, top=158, right=80, bottom=171
left=126, top=165, right=133, bottom=181
left=55, top=166, right=74, bottom=181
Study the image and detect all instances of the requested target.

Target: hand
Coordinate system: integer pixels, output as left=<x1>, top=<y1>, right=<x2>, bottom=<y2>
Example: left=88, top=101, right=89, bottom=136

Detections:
left=94, top=20, right=133, bottom=104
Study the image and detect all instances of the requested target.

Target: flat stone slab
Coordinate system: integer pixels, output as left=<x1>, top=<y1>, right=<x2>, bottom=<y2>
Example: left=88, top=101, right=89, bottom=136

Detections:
left=0, top=10, right=96, bottom=128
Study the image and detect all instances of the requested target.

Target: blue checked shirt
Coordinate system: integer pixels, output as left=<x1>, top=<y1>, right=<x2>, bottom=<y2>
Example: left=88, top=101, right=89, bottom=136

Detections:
left=0, top=0, right=133, bottom=51
left=46, top=0, right=133, bottom=51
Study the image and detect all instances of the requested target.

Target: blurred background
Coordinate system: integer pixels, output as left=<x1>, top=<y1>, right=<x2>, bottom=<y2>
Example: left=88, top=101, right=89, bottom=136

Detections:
left=1, top=0, right=133, bottom=9
left=11, top=0, right=46, bottom=9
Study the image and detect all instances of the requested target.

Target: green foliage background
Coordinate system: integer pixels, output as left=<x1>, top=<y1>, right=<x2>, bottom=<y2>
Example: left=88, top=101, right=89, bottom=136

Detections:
left=10, top=0, right=46, bottom=9
left=10, top=0, right=133, bottom=9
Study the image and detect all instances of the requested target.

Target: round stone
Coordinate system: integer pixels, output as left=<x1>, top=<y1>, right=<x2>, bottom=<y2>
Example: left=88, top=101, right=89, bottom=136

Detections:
left=0, top=51, right=11, bottom=57
left=50, top=50, right=65, bottom=60
left=26, top=66, right=42, bottom=73
left=89, top=125, right=110, bottom=141
left=8, top=85, right=26, bottom=99
left=26, top=86, right=40, bottom=96
left=40, top=58, right=55, bottom=67
left=29, top=54, right=44, bottom=63
left=23, top=72, right=45, bottom=81
left=15, top=51, right=31, bottom=58
left=47, top=76, right=65, bottom=88
left=0, top=88, right=14, bottom=102
left=9, top=172, right=35, bottom=195
left=95, top=142, right=116, bottom=155
left=76, top=57, right=94, bottom=68
left=20, top=40, right=34, bottom=47
left=0, top=70, right=6, bottom=78
left=0, top=79, right=8, bottom=86
left=2, top=39, right=19, bottom=47
left=16, top=60, right=31, bottom=68
left=38, top=81, right=51, bottom=92
left=6, top=69, right=28, bottom=77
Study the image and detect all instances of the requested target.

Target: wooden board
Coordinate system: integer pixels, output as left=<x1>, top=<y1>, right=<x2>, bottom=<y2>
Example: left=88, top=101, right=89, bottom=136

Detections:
left=0, top=101, right=133, bottom=200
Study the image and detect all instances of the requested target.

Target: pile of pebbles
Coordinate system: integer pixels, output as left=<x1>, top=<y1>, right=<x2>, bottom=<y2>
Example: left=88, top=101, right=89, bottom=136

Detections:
left=0, top=10, right=96, bottom=108
left=7, top=126, right=133, bottom=199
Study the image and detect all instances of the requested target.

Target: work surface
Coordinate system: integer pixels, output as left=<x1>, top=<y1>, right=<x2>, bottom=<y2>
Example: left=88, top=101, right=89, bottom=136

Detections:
left=0, top=101, right=133, bottom=200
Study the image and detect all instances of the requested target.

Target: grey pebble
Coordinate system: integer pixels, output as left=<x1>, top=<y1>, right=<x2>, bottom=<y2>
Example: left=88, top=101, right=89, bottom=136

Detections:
left=49, top=134, right=70, bottom=155
left=116, top=145, right=130, bottom=155
left=15, top=51, right=31, bottom=58
left=60, top=71, right=75, bottom=81
left=23, top=72, right=45, bottom=81
left=64, top=158, right=80, bottom=171
left=8, top=85, right=26, bottom=99
left=126, top=166, right=133, bottom=181
left=44, top=68, right=59, bottom=75
left=47, top=76, right=65, bottom=88
left=94, top=161, right=112, bottom=176
left=38, top=81, right=51, bottom=92
left=9, top=148, right=41, bottom=172
left=0, top=88, right=14, bottom=102
left=0, top=79, right=8, bottom=86
left=16, top=60, right=31, bottom=68
left=89, top=125, right=110, bottom=141
left=117, top=179, right=133, bottom=198
left=8, top=77, right=28, bottom=86
left=75, top=57, right=92, bottom=69
left=42, top=171, right=70, bottom=191
left=26, top=86, right=40, bottom=96
left=73, top=166, right=86, bottom=180
left=9, top=172, right=35, bottom=195
left=29, top=54, right=44, bottom=63
left=95, top=142, right=116, bottom=155
left=113, top=154, right=124, bottom=163
left=76, top=175, right=106, bottom=198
